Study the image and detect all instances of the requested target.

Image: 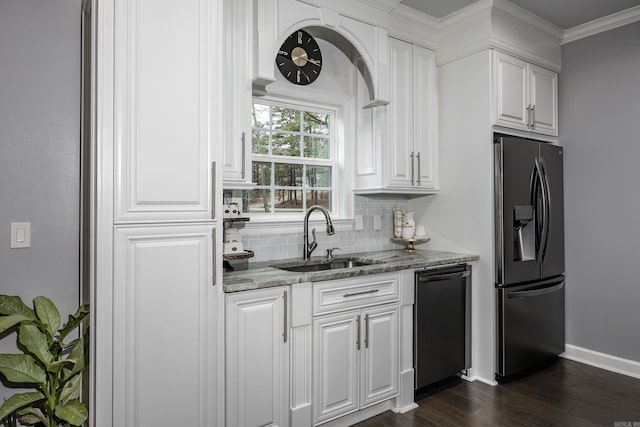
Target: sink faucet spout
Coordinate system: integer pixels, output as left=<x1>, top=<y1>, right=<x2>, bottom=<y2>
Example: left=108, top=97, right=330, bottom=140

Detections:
left=303, top=205, right=335, bottom=260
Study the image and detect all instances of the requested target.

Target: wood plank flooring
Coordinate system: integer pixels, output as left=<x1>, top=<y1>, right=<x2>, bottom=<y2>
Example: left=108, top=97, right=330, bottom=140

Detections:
left=355, top=359, right=640, bottom=426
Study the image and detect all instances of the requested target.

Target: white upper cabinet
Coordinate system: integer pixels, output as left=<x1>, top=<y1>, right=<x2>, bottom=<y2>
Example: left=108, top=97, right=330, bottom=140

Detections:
left=493, top=51, right=558, bottom=136
left=222, top=0, right=253, bottom=188
left=355, top=38, right=438, bottom=195
left=113, top=0, right=218, bottom=222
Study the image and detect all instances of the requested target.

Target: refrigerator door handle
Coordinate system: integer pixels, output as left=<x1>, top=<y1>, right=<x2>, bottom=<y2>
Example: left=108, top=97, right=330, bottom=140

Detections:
left=539, top=159, right=552, bottom=261
left=534, top=158, right=549, bottom=262
left=506, top=280, right=564, bottom=299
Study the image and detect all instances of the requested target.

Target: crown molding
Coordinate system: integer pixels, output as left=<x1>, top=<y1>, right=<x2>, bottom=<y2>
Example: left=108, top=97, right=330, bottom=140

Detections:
left=388, top=4, right=439, bottom=49
left=490, top=0, right=563, bottom=44
left=562, top=5, right=640, bottom=44
left=355, top=0, right=402, bottom=14
left=491, top=38, right=561, bottom=70
left=439, top=0, right=493, bottom=27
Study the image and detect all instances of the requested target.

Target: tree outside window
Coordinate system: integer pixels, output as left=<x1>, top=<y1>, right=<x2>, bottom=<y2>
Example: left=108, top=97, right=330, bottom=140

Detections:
left=243, top=102, right=333, bottom=214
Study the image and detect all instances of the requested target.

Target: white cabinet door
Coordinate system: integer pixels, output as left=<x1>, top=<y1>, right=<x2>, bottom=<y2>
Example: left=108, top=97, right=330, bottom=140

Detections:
left=112, top=225, right=215, bottom=427
left=530, top=64, right=558, bottom=135
left=226, top=287, right=289, bottom=427
left=494, top=52, right=529, bottom=130
left=313, top=311, right=360, bottom=425
left=493, top=51, right=558, bottom=136
left=222, top=0, right=252, bottom=186
left=385, top=38, right=438, bottom=192
left=360, top=305, right=399, bottom=408
left=113, top=0, right=217, bottom=222
left=388, top=38, right=414, bottom=188
left=413, top=46, right=438, bottom=190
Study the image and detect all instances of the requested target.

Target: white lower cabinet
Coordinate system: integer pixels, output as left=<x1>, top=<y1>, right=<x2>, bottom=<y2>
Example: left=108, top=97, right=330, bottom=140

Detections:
left=312, top=305, right=399, bottom=425
left=226, top=286, right=290, bottom=427
left=311, top=273, right=400, bottom=426
left=112, top=225, right=215, bottom=427
left=224, top=272, right=412, bottom=427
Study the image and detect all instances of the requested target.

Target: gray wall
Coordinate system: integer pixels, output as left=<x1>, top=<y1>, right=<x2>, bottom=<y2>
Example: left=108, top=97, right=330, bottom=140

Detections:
left=0, top=0, right=81, bottom=399
left=560, top=21, right=640, bottom=362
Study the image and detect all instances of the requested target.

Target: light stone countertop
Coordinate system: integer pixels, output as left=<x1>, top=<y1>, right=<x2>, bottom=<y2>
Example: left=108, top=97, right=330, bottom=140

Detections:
left=223, top=249, right=479, bottom=293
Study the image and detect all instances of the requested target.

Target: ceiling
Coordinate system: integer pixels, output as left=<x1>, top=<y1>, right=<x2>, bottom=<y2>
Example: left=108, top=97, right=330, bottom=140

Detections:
left=399, top=0, right=640, bottom=28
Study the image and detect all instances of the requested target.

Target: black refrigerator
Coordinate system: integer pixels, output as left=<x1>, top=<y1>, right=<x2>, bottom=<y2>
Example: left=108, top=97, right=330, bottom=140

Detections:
left=494, top=133, right=565, bottom=379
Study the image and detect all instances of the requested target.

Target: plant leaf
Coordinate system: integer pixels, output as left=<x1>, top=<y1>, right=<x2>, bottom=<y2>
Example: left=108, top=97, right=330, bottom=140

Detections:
left=58, top=305, right=89, bottom=342
left=17, top=406, right=49, bottom=427
left=18, top=324, right=53, bottom=366
left=59, top=373, right=82, bottom=403
left=54, top=399, right=88, bottom=426
left=0, top=391, right=45, bottom=423
left=63, top=335, right=85, bottom=380
left=0, top=314, right=32, bottom=335
left=33, top=297, right=60, bottom=338
left=0, top=355, right=46, bottom=385
left=0, top=295, right=36, bottom=320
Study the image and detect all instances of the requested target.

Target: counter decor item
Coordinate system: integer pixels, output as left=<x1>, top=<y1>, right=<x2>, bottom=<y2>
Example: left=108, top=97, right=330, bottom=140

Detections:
left=401, top=224, right=415, bottom=240
left=391, top=236, right=431, bottom=253
left=403, top=211, right=415, bottom=227
left=415, top=224, right=427, bottom=238
left=223, top=216, right=254, bottom=271
left=392, top=207, right=404, bottom=238
left=0, top=295, right=89, bottom=427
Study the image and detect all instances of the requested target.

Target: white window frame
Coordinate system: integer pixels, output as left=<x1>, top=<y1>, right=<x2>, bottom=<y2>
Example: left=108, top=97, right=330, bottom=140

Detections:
left=250, top=99, right=335, bottom=215
left=240, top=87, right=355, bottom=234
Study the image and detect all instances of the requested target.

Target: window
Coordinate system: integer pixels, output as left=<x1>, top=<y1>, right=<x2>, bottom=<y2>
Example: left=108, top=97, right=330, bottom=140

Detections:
left=245, top=101, right=335, bottom=214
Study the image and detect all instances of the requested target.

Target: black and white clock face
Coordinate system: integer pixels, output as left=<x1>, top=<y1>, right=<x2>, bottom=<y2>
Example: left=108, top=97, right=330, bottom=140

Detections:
left=276, top=29, right=322, bottom=85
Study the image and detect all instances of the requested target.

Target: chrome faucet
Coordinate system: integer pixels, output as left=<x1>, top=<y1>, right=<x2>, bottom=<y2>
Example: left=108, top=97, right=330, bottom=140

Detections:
left=303, top=205, right=335, bottom=260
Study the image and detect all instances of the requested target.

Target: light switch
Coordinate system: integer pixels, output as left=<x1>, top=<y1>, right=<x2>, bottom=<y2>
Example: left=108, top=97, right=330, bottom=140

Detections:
left=373, top=214, right=382, bottom=231
left=11, top=222, right=31, bottom=248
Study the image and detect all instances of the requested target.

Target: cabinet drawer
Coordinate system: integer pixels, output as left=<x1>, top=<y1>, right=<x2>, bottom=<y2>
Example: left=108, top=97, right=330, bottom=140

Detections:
left=312, top=273, right=399, bottom=316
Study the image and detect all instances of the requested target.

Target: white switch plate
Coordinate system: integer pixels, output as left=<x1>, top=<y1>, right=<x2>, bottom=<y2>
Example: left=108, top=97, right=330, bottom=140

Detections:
left=373, top=214, right=382, bottom=231
left=11, top=222, right=31, bottom=248
left=354, top=215, right=364, bottom=231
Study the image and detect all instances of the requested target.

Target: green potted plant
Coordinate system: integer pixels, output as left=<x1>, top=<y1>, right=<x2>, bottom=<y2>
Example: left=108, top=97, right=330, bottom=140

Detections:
left=0, top=295, right=89, bottom=427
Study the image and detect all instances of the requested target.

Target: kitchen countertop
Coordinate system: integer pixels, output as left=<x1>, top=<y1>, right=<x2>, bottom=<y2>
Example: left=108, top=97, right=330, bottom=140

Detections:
left=223, top=249, right=479, bottom=293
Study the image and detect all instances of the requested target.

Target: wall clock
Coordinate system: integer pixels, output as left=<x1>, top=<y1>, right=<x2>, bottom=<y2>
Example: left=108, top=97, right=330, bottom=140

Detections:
left=276, top=29, right=322, bottom=85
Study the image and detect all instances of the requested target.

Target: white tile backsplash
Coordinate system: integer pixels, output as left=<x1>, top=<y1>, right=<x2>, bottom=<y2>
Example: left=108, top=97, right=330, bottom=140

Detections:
left=235, top=196, right=410, bottom=263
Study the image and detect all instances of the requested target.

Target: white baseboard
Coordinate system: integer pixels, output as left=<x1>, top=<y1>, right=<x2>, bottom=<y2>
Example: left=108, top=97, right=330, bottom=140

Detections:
left=561, top=344, right=640, bottom=380
left=462, top=374, right=498, bottom=386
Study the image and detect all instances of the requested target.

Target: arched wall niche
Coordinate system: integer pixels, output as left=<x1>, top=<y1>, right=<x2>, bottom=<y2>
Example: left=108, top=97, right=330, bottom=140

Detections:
left=253, top=0, right=390, bottom=106
left=303, top=26, right=375, bottom=105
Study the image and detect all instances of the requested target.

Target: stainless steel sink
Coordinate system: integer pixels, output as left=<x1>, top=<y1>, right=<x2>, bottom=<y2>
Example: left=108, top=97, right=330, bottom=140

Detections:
left=271, top=257, right=382, bottom=273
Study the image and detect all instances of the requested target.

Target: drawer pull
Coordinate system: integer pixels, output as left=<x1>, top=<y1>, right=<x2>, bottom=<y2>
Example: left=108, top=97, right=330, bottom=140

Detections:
left=343, top=289, right=379, bottom=298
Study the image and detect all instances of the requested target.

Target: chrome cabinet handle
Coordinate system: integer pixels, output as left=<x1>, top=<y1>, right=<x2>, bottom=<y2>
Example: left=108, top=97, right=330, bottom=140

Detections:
left=241, top=132, right=246, bottom=180
left=526, top=105, right=531, bottom=128
left=531, top=105, right=536, bottom=129
left=343, top=289, right=379, bottom=298
left=282, top=292, right=288, bottom=343
left=211, top=161, right=216, bottom=219
left=416, top=152, right=421, bottom=186
left=212, top=229, right=216, bottom=287
left=356, top=315, right=361, bottom=350
left=410, top=151, right=415, bottom=185
left=364, top=314, right=370, bottom=349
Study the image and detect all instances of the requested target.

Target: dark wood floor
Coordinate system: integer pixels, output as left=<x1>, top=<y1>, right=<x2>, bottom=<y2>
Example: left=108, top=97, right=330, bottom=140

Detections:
left=355, top=359, right=640, bottom=426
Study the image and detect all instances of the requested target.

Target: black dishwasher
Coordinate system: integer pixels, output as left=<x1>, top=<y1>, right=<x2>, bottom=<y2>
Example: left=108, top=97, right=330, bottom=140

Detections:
left=414, top=264, right=471, bottom=391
